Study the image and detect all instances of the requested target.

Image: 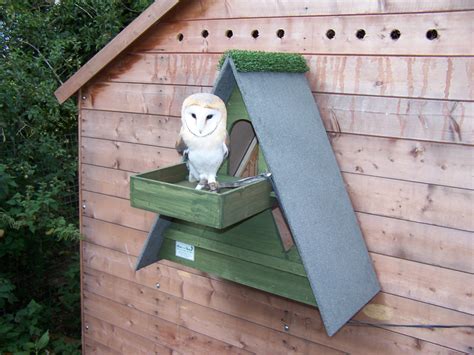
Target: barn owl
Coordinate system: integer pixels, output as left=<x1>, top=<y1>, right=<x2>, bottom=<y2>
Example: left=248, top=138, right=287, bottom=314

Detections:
left=176, top=93, right=229, bottom=191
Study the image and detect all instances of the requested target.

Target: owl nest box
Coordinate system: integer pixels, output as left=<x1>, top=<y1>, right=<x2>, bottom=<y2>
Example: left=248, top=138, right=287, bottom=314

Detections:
left=130, top=50, right=380, bottom=337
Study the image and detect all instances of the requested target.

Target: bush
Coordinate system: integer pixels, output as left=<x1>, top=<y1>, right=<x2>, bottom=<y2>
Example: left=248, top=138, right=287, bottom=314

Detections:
left=0, top=1, right=153, bottom=352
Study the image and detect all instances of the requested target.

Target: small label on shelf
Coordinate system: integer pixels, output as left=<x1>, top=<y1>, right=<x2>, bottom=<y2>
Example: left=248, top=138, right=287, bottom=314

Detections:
left=175, top=241, right=195, bottom=261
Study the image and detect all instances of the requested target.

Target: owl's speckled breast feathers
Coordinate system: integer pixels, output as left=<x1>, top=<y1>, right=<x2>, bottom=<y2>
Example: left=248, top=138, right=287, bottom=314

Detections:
left=176, top=93, right=229, bottom=191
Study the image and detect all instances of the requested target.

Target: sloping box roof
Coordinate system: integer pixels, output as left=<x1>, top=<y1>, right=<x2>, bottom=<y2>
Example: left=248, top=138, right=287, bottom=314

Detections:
left=212, top=55, right=380, bottom=336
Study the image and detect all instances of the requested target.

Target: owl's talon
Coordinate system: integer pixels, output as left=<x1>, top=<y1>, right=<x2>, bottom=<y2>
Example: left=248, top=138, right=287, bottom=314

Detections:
left=208, top=182, right=219, bottom=192
left=195, top=178, right=208, bottom=190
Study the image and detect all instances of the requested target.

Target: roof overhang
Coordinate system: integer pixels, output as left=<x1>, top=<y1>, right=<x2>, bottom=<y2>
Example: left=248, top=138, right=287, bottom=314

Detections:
left=54, top=0, right=180, bottom=104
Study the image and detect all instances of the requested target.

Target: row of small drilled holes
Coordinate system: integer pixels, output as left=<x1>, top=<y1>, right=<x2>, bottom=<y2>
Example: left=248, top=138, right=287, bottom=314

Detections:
left=177, top=28, right=439, bottom=41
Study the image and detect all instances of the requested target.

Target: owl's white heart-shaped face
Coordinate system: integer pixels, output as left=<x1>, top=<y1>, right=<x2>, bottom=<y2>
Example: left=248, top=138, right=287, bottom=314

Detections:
left=182, top=104, right=223, bottom=137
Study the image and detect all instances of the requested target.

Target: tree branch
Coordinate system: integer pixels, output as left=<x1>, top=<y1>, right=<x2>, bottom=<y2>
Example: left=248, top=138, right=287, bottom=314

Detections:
left=19, top=39, right=63, bottom=85
left=74, top=3, right=93, bottom=18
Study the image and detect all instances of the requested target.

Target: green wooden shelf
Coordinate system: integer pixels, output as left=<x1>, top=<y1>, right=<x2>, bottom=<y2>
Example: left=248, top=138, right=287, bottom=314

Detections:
left=130, top=163, right=273, bottom=229
left=159, top=210, right=317, bottom=306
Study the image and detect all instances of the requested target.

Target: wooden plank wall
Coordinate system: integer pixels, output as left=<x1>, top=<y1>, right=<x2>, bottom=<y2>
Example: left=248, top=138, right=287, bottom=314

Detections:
left=78, top=1, right=474, bottom=353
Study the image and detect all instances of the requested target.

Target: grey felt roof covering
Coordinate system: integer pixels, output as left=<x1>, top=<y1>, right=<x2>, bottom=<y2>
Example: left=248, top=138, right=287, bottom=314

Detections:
left=213, top=57, right=380, bottom=336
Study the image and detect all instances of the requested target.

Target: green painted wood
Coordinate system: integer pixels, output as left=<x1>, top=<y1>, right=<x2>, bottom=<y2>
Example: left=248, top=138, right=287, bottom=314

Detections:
left=257, top=147, right=269, bottom=174
left=227, top=87, right=249, bottom=128
left=221, top=177, right=272, bottom=227
left=165, top=226, right=306, bottom=276
left=158, top=237, right=316, bottom=306
left=131, top=163, right=273, bottom=229
left=131, top=89, right=311, bottom=307
left=131, top=171, right=222, bottom=228
left=139, top=163, right=188, bottom=182
left=155, top=209, right=312, bottom=304
left=171, top=210, right=303, bottom=263
left=220, top=88, right=268, bottom=175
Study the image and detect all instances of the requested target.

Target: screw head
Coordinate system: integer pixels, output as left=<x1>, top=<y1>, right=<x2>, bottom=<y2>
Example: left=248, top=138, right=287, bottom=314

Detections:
left=82, top=96, right=87, bottom=100
left=82, top=204, right=86, bottom=209
left=284, top=324, right=289, bottom=331
left=85, top=324, right=89, bottom=330
left=155, top=282, right=160, bottom=289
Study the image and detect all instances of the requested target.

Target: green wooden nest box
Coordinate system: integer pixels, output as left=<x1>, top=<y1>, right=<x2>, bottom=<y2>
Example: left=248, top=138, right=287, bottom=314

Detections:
left=131, top=50, right=380, bottom=337
left=130, top=78, right=316, bottom=306
left=156, top=210, right=316, bottom=306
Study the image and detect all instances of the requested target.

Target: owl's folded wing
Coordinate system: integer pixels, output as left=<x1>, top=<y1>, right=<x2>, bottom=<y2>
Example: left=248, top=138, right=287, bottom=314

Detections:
left=175, top=136, right=188, bottom=155
left=224, top=132, right=230, bottom=158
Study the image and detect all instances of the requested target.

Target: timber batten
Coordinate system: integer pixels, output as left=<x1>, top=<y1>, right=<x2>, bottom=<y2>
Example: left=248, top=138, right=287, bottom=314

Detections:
left=59, top=0, right=473, bottom=352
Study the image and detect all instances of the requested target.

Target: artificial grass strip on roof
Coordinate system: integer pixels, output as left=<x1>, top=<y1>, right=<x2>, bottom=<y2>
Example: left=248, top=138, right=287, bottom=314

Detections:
left=218, top=50, right=309, bottom=73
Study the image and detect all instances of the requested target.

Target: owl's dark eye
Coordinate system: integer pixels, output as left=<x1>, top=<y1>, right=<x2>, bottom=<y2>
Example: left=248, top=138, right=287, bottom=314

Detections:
left=206, top=114, right=214, bottom=120
left=191, top=113, right=196, bottom=119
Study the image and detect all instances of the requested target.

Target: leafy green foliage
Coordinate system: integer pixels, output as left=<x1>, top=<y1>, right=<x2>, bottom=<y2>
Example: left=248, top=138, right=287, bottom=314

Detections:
left=0, top=0, right=153, bottom=352
left=218, top=50, right=309, bottom=73
left=0, top=278, right=17, bottom=308
left=0, top=298, right=47, bottom=353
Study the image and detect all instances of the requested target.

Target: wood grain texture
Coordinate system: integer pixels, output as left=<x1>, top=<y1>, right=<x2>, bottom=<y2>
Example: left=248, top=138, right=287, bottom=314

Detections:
left=160, top=209, right=304, bottom=268
left=358, top=213, right=474, bottom=274
left=103, top=52, right=218, bottom=87
left=157, top=233, right=315, bottom=305
left=54, top=0, right=474, bottom=103
left=81, top=133, right=473, bottom=220
left=82, top=190, right=155, bottom=231
left=316, top=95, right=472, bottom=145
left=329, top=134, right=473, bottom=190
left=173, top=0, right=474, bottom=19
left=82, top=216, right=147, bottom=253
left=81, top=82, right=211, bottom=116
left=67, top=0, right=474, bottom=351
left=372, top=253, right=474, bottom=314
left=81, top=85, right=473, bottom=145
left=84, top=314, right=172, bottom=354
left=83, top=291, right=250, bottom=355
left=82, top=164, right=133, bottom=199
left=82, top=241, right=472, bottom=353
left=84, top=338, right=120, bottom=355
left=356, top=293, right=474, bottom=353
left=81, top=121, right=473, bottom=195
left=81, top=191, right=474, bottom=314
left=307, top=56, right=473, bottom=100
left=54, top=0, right=179, bottom=103
left=272, top=207, right=295, bottom=251
left=137, top=11, right=474, bottom=55
left=131, top=164, right=273, bottom=229
left=81, top=109, right=181, bottom=147
left=84, top=268, right=341, bottom=355
left=83, top=185, right=474, bottom=275
left=83, top=158, right=473, bottom=233
left=81, top=162, right=473, bottom=271
left=344, top=172, right=473, bottom=231
left=81, top=137, right=180, bottom=172
left=105, top=53, right=473, bottom=101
